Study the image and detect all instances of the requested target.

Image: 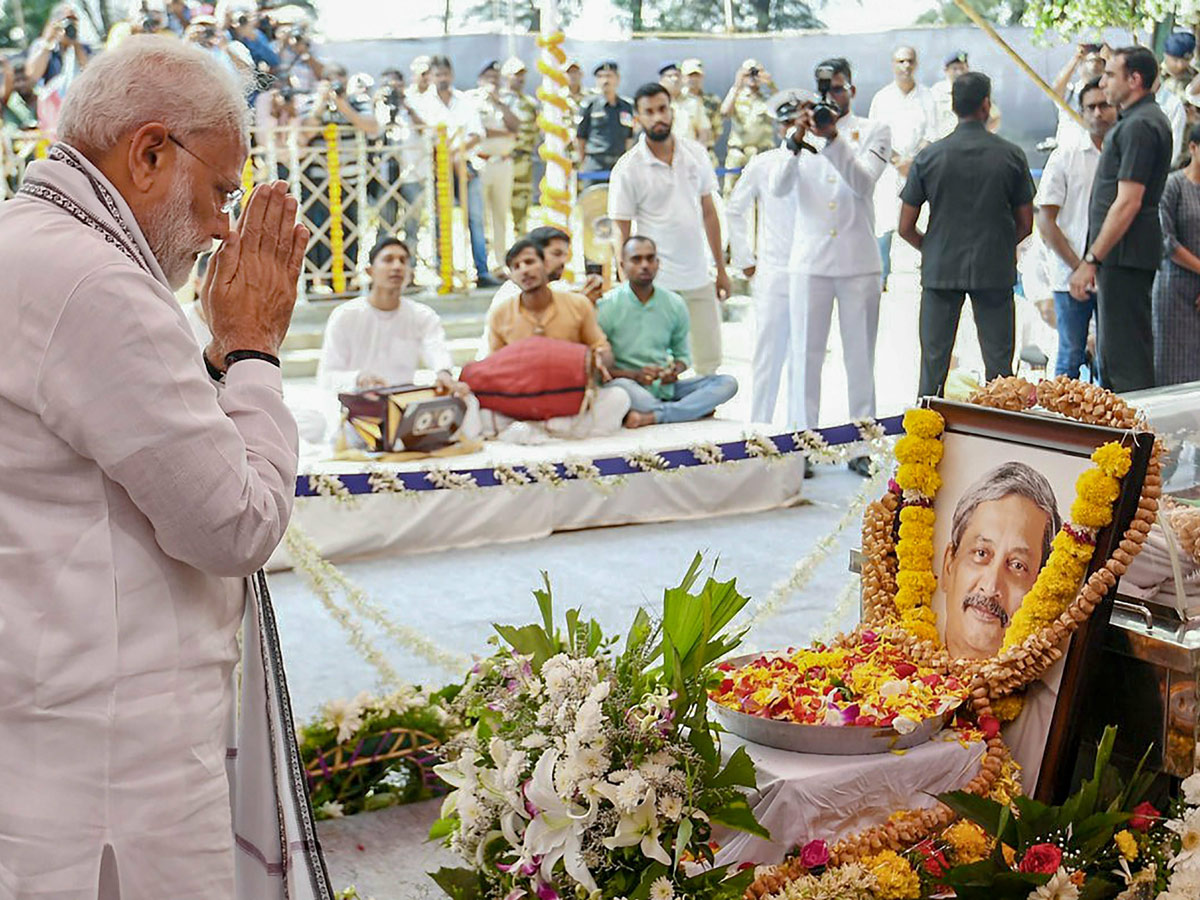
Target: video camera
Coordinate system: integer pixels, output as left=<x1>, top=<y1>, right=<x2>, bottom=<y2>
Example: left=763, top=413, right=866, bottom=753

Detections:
left=812, top=64, right=841, bottom=130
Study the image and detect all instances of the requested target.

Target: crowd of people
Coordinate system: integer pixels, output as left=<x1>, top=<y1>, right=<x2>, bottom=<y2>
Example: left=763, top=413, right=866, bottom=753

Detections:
left=6, top=5, right=1200, bottom=452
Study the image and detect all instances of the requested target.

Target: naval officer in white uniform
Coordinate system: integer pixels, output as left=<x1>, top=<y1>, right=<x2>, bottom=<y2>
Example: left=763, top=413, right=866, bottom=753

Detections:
left=726, top=93, right=804, bottom=427
left=770, top=58, right=891, bottom=477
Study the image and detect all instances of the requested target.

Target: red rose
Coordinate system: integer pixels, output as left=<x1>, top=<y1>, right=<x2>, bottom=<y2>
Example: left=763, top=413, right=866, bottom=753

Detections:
left=1017, top=843, right=1062, bottom=875
left=1129, top=801, right=1159, bottom=833
left=799, top=839, right=830, bottom=870
left=978, top=715, right=1001, bottom=740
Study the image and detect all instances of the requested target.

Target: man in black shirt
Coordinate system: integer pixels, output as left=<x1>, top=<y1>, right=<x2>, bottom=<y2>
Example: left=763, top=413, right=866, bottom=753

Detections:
left=1068, top=46, right=1172, bottom=393
left=575, top=60, right=635, bottom=182
left=899, top=72, right=1034, bottom=397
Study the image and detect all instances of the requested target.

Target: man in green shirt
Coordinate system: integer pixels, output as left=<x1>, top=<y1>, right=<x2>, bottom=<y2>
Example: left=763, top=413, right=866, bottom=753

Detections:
left=599, top=236, right=738, bottom=428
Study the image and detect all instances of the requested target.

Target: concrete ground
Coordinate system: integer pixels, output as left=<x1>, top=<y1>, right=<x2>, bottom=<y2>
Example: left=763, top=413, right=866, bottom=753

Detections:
left=279, top=240, right=1047, bottom=897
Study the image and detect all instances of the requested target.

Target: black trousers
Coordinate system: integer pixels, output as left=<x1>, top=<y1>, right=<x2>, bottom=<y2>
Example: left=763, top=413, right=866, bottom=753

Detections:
left=918, top=287, right=1014, bottom=397
left=1095, top=263, right=1156, bottom=394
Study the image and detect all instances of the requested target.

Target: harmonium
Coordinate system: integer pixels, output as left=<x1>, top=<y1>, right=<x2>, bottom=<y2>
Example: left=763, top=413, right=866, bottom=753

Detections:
left=338, top=384, right=467, bottom=453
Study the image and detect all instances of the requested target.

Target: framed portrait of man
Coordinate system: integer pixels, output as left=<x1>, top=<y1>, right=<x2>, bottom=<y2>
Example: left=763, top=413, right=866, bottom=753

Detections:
left=923, top=399, right=1154, bottom=801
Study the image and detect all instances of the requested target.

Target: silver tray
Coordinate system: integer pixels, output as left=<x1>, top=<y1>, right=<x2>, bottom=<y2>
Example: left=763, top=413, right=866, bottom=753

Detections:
left=710, top=653, right=955, bottom=755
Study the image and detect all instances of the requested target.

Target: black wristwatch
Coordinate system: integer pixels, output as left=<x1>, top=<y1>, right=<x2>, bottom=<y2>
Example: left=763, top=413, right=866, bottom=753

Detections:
left=225, top=349, right=282, bottom=369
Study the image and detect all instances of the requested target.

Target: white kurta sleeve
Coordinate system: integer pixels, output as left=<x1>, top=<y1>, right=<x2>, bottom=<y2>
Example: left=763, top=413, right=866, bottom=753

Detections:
left=316, top=306, right=361, bottom=393
left=35, top=264, right=298, bottom=577
left=419, top=310, right=454, bottom=373
left=726, top=155, right=760, bottom=270
left=822, top=122, right=891, bottom=200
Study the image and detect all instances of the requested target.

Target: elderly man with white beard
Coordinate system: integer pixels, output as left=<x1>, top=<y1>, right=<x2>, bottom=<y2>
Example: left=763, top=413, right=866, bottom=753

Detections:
left=0, top=35, right=332, bottom=900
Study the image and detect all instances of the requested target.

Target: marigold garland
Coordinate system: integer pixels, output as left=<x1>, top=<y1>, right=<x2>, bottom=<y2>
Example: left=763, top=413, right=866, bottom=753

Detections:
left=323, top=122, right=347, bottom=294
left=892, top=409, right=946, bottom=647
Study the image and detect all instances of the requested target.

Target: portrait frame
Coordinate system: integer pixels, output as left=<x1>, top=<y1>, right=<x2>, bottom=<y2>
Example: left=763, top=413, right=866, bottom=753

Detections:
left=922, top=398, right=1155, bottom=802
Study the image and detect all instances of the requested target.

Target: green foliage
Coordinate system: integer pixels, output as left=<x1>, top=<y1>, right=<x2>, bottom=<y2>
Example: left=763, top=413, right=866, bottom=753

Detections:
left=1019, top=0, right=1180, bottom=37
left=935, top=726, right=1155, bottom=899
left=459, top=0, right=822, bottom=32
left=299, top=686, right=459, bottom=818
left=917, top=0, right=1028, bottom=26
left=0, top=0, right=61, bottom=49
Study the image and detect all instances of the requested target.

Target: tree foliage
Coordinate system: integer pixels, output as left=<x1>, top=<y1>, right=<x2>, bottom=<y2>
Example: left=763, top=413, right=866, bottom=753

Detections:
left=1019, top=0, right=1189, bottom=36
left=916, top=0, right=1028, bottom=27
left=460, top=0, right=823, bottom=32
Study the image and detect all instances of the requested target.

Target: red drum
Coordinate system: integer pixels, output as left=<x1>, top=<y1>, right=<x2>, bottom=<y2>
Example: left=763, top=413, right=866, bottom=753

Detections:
left=461, top=336, right=593, bottom=420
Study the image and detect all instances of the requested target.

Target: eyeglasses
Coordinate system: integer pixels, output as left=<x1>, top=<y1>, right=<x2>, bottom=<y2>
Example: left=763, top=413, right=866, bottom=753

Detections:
left=168, top=133, right=244, bottom=215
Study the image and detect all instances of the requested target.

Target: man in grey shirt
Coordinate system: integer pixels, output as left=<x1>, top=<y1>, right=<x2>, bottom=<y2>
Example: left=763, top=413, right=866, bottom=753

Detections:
left=898, top=72, right=1034, bottom=397
left=1068, top=46, right=1173, bottom=393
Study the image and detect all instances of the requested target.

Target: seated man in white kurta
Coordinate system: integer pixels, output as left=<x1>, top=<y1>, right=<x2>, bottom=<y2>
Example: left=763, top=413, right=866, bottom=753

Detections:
left=0, top=35, right=326, bottom=900
left=317, top=235, right=480, bottom=442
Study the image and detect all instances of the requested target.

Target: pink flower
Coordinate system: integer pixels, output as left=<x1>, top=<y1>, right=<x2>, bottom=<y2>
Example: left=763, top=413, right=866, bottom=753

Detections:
left=800, top=839, right=830, bottom=870
left=1017, top=843, right=1062, bottom=875
left=1129, top=801, right=1159, bottom=832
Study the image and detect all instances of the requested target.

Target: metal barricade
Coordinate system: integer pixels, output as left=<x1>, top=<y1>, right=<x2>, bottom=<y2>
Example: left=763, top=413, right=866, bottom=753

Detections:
left=1, top=126, right=463, bottom=300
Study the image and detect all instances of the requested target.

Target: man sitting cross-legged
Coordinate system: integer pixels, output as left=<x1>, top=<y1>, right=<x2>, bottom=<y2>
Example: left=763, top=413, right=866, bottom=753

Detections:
left=600, top=236, right=738, bottom=428
left=483, top=238, right=630, bottom=441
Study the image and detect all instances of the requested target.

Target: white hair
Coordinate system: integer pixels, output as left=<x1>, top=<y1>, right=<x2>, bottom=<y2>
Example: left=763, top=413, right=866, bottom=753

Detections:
left=58, top=35, right=251, bottom=153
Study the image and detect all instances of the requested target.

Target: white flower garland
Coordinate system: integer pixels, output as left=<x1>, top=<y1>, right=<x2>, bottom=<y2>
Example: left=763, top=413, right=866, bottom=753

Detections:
left=306, top=472, right=358, bottom=506
left=285, top=523, right=472, bottom=676
left=691, top=442, right=725, bottom=465
left=744, top=444, right=894, bottom=634
left=424, top=467, right=478, bottom=491
left=811, top=574, right=865, bottom=644
left=492, top=463, right=532, bottom=487
left=366, top=467, right=417, bottom=497
left=625, top=448, right=671, bottom=473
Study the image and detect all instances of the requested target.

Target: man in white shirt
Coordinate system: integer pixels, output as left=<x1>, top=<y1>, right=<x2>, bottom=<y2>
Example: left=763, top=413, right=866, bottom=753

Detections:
left=413, top=55, right=499, bottom=288
left=726, top=96, right=801, bottom=426
left=1035, top=78, right=1116, bottom=380
left=869, top=45, right=935, bottom=291
left=609, top=82, right=732, bottom=375
left=771, top=59, right=891, bottom=477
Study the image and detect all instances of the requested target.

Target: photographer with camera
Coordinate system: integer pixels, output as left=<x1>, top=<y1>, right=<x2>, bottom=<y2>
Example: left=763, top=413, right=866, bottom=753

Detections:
left=768, top=58, right=891, bottom=477
left=720, top=58, right=776, bottom=193
left=26, top=6, right=89, bottom=89
left=278, top=28, right=324, bottom=94
left=231, top=11, right=280, bottom=75
left=300, top=63, right=381, bottom=290
left=373, top=67, right=428, bottom=247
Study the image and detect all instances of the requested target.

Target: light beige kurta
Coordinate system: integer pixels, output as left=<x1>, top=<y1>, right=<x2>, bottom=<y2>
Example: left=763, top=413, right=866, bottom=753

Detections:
left=0, top=146, right=298, bottom=898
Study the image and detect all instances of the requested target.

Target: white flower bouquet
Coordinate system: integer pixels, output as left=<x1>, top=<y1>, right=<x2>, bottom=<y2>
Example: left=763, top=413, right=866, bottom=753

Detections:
left=429, top=555, right=769, bottom=900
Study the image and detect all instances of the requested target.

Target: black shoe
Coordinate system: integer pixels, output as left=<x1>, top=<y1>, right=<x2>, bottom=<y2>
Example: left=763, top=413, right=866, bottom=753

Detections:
left=803, top=456, right=815, bottom=479
left=476, top=274, right=503, bottom=288
left=848, top=455, right=872, bottom=477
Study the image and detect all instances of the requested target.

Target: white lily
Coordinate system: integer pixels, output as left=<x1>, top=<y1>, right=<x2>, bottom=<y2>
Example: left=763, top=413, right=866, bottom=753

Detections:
left=435, top=746, right=482, bottom=819
left=520, top=748, right=599, bottom=893
left=602, top=788, right=671, bottom=867
left=478, top=737, right=529, bottom=846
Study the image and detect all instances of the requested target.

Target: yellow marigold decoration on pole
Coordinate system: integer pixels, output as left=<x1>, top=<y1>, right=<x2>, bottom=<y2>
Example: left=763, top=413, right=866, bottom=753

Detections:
left=434, top=124, right=454, bottom=296
left=535, top=28, right=574, bottom=228
left=35, top=138, right=51, bottom=159
left=893, top=408, right=945, bottom=646
left=323, top=122, right=346, bottom=294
